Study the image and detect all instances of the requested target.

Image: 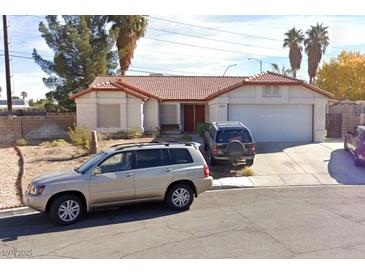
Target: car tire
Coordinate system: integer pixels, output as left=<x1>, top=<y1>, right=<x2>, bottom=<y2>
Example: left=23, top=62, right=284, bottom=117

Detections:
left=245, top=159, right=254, bottom=167
left=165, top=183, right=194, bottom=210
left=49, top=194, right=84, bottom=225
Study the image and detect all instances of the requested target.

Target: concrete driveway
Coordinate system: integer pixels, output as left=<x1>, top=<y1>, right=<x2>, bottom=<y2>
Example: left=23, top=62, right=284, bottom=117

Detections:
left=211, top=140, right=365, bottom=188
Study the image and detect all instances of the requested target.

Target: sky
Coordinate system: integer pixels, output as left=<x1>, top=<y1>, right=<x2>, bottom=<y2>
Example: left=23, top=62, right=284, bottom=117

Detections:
left=1, top=15, right=365, bottom=100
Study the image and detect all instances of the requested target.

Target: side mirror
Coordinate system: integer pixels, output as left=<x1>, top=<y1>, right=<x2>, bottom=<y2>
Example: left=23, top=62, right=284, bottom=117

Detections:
left=92, top=167, right=101, bottom=176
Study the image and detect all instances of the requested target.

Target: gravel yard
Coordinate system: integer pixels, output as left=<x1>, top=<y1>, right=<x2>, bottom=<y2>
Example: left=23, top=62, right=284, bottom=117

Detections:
left=0, top=147, right=21, bottom=209
left=19, top=137, right=155, bottom=194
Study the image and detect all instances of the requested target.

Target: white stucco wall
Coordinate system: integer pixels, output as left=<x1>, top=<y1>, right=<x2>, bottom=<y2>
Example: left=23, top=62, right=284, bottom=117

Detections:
left=75, top=91, right=144, bottom=132
left=207, top=85, right=329, bottom=142
left=143, top=98, right=159, bottom=132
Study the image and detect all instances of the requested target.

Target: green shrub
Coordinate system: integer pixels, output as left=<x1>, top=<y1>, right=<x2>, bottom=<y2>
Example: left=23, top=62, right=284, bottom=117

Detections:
left=68, top=126, right=90, bottom=153
left=179, top=135, right=192, bottom=142
left=196, top=122, right=211, bottom=137
left=40, top=139, right=68, bottom=147
left=16, top=138, right=28, bottom=146
left=127, top=128, right=143, bottom=139
left=112, top=131, right=129, bottom=139
left=235, top=167, right=254, bottom=177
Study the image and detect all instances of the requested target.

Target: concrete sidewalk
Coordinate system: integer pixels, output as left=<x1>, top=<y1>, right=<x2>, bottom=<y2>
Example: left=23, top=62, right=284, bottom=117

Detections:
left=212, top=173, right=339, bottom=190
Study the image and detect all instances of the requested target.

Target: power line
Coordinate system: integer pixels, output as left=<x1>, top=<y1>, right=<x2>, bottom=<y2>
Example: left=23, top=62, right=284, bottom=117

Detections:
left=138, top=48, right=242, bottom=61
left=148, top=27, right=284, bottom=52
left=143, top=36, right=288, bottom=58
left=147, top=16, right=344, bottom=51
left=147, top=16, right=281, bottom=42
left=0, top=53, right=215, bottom=76
left=128, top=69, right=176, bottom=76
left=131, top=65, right=217, bottom=76
left=0, top=53, right=33, bottom=59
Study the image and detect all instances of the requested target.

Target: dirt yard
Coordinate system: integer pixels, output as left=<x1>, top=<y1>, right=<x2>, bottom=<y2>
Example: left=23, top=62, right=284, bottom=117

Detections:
left=19, top=137, right=155, bottom=193
left=0, top=147, right=21, bottom=209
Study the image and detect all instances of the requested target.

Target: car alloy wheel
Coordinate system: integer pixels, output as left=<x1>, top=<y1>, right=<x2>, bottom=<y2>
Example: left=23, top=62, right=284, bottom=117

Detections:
left=171, top=188, right=191, bottom=208
left=58, top=200, right=80, bottom=222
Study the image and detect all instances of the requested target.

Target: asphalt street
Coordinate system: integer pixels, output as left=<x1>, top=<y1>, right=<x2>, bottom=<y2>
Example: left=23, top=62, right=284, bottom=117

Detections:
left=2, top=185, right=365, bottom=258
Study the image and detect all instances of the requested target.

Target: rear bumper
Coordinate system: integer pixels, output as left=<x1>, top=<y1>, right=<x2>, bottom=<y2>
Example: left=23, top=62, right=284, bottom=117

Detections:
left=213, top=155, right=255, bottom=161
left=194, top=177, right=213, bottom=195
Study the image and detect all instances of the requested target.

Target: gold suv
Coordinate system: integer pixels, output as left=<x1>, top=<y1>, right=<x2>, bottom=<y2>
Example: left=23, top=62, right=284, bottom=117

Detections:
left=24, top=142, right=213, bottom=225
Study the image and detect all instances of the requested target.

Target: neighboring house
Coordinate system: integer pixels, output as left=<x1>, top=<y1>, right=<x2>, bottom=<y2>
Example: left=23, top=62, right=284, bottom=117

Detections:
left=0, top=99, right=31, bottom=111
left=70, top=71, right=334, bottom=142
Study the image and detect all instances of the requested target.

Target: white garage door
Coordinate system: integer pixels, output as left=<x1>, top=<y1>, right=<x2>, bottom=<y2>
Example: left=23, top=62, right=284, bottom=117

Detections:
left=228, top=104, right=313, bottom=142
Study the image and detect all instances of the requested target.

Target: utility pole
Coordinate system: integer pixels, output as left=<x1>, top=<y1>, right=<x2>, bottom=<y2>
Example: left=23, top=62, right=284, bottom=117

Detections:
left=2, top=15, right=12, bottom=111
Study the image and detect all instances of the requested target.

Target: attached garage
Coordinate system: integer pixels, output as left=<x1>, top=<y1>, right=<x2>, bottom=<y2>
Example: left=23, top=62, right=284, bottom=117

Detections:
left=228, top=104, right=313, bottom=142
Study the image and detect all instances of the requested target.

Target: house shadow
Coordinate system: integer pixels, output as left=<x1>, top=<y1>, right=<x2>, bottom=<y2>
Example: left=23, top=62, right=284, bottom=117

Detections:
left=0, top=202, right=182, bottom=242
left=255, top=142, right=309, bottom=154
left=328, top=149, right=365, bottom=185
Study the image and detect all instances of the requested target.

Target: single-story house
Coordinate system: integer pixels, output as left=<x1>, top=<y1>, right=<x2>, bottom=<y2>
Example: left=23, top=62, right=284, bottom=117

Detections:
left=70, top=71, right=334, bottom=142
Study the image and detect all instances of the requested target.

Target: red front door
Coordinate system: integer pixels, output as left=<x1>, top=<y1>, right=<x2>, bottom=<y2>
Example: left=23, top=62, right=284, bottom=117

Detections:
left=195, top=105, right=205, bottom=126
left=183, top=105, right=195, bottom=132
left=183, top=105, right=205, bottom=132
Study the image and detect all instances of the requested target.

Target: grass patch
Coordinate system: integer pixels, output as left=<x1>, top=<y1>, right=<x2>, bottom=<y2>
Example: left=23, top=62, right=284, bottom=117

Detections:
left=68, top=125, right=90, bottom=154
left=15, top=138, right=28, bottom=146
left=233, top=166, right=254, bottom=177
left=178, top=135, right=192, bottom=142
left=40, top=139, right=69, bottom=147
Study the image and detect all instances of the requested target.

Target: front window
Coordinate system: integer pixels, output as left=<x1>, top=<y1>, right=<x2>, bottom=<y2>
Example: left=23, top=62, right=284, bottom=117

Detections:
left=76, top=152, right=107, bottom=174
left=99, top=152, right=133, bottom=174
left=216, top=129, right=253, bottom=143
left=263, top=86, right=281, bottom=97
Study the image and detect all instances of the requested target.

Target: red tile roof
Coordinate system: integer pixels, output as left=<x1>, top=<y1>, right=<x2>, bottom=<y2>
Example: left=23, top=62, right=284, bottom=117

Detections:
left=70, top=72, right=334, bottom=100
left=246, top=71, right=299, bottom=83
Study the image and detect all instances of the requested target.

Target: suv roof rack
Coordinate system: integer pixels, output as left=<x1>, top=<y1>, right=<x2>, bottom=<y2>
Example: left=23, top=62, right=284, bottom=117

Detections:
left=214, top=121, right=246, bottom=128
left=112, top=141, right=199, bottom=151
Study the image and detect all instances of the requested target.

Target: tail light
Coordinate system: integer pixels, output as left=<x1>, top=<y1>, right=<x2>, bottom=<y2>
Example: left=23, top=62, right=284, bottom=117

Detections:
left=203, top=164, right=209, bottom=178
left=250, top=143, right=256, bottom=154
left=211, top=145, right=218, bottom=156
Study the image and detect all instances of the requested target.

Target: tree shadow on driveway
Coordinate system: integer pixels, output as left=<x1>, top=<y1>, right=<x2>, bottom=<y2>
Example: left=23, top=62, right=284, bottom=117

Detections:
left=0, top=202, right=182, bottom=242
left=328, top=149, right=365, bottom=185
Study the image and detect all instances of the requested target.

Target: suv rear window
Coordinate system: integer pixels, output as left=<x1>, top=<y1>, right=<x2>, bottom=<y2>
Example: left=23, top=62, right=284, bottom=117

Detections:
left=135, top=149, right=162, bottom=169
left=169, top=148, right=193, bottom=164
left=216, top=129, right=253, bottom=143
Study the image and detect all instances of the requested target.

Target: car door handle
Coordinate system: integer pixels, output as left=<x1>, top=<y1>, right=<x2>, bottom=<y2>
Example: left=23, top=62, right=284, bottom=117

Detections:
left=165, top=168, right=173, bottom=173
left=125, top=172, right=134, bottom=177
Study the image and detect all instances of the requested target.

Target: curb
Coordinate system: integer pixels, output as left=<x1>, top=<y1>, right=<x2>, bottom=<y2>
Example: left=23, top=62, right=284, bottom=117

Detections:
left=0, top=206, right=36, bottom=219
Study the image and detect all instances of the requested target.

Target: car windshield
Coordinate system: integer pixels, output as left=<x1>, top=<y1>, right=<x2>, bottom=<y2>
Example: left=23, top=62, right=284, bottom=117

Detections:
left=216, top=129, right=253, bottom=143
left=75, top=152, right=107, bottom=174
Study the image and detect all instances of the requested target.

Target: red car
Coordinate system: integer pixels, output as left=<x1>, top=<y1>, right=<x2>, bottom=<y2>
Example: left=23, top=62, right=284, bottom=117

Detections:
left=344, top=126, right=365, bottom=166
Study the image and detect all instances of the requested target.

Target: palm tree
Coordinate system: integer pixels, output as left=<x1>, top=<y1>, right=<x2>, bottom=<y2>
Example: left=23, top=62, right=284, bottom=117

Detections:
left=21, top=91, right=27, bottom=100
left=108, top=16, right=148, bottom=75
left=304, top=23, right=329, bottom=84
left=271, top=63, right=293, bottom=76
left=283, top=27, right=304, bottom=78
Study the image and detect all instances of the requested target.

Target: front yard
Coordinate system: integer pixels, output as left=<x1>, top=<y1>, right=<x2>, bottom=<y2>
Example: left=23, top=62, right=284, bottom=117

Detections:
left=0, top=147, right=22, bottom=209
left=19, top=137, right=155, bottom=195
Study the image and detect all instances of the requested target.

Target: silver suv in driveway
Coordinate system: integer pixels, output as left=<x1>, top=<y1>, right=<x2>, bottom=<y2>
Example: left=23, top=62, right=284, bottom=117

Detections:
left=24, top=142, right=213, bottom=225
